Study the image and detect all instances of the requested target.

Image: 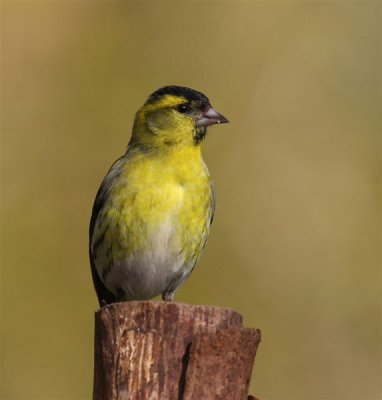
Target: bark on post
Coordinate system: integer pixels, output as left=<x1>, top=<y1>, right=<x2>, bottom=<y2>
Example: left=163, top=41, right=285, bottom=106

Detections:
left=93, top=301, right=261, bottom=400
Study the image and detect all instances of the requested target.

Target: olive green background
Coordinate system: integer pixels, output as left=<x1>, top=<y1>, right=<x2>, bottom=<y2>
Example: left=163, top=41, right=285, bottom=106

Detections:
left=1, top=1, right=380, bottom=399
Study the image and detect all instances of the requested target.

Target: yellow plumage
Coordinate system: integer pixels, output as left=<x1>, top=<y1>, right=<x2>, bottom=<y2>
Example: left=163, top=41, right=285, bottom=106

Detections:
left=89, top=86, right=228, bottom=305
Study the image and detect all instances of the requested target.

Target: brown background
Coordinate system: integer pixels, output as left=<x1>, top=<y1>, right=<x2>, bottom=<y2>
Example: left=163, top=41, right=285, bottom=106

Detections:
left=1, top=1, right=380, bottom=399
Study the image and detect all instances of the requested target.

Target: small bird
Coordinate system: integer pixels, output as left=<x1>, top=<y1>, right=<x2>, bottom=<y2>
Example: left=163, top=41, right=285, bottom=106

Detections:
left=89, top=86, right=228, bottom=306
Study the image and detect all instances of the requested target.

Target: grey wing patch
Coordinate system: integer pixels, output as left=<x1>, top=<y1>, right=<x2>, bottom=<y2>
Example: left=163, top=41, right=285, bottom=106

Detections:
left=89, top=157, right=125, bottom=306
left=89, top=157, right=125, bottom=239
left=89, top=182, right=110, bottom=243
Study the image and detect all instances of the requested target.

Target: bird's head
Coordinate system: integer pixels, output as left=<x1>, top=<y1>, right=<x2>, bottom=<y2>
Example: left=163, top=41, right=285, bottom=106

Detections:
left=130, top=86, right=229, bottom=150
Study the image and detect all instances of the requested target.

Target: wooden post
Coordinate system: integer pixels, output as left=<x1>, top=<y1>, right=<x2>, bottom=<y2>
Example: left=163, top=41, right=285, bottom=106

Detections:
left=93, top=301, right=261, bottom=400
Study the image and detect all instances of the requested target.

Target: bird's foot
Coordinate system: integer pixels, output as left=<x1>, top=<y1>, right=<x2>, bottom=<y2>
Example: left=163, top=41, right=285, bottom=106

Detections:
left=162, top=291, right=174, bottom=301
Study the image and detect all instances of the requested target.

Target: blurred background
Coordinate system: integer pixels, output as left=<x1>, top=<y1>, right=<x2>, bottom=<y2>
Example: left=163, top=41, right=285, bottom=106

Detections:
left=1, top=1, right=380, bottom=399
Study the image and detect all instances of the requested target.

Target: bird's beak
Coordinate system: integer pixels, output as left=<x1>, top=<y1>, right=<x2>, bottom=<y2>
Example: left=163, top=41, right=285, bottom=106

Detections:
left=196, top=106, right=229, bottom=127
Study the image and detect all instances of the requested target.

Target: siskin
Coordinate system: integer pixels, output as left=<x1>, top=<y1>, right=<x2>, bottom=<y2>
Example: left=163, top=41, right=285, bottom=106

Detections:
left=89, top=86, right=228, bottom=305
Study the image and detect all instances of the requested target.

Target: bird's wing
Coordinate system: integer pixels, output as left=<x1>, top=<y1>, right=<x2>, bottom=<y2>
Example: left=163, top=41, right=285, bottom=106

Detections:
left=209, top=179, right=216, bottom=225
left=89, top=158, right=125, bottom=306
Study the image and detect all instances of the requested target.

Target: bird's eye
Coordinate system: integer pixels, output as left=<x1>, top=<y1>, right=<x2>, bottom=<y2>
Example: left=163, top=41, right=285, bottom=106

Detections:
left=177, top=103, right=189, bottom=114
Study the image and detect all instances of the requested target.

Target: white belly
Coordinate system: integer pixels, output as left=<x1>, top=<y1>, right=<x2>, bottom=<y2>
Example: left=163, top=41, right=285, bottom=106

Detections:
left=102, top=216, right=189, bottom=300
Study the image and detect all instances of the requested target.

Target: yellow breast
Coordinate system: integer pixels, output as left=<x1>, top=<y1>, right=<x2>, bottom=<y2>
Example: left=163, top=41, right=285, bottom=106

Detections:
left=92, top=145, right=214, bottom=273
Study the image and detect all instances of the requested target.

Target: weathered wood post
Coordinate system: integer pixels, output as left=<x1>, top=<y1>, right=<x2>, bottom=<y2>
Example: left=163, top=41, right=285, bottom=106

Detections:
left=93, top=301, right=261, bottom=400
